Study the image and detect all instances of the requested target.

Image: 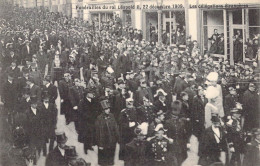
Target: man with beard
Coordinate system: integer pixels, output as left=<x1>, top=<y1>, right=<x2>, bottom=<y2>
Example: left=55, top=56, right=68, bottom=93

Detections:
left=78, top=88, right=101, bottom=154
left=58, top=72, right=73, bottom=123
left=165, top=100, right=188, bottom=166
left=45, top=131, right=68, bottom=166
left=119, top=97, right=138, bottom=161
left=95, top=98, right=119, bottom=166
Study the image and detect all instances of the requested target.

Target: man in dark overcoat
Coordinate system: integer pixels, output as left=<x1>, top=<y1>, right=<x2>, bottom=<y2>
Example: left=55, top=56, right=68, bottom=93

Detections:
left=125, top=126, right=149, bottom=166
left=78, top=88, right=101, bottom=153
left=119, top=97, right=138, bottom=161
left=58, top=72, right=73, bottom=123
left=198, top=116, right=228, bottom=166
left=42, top=75, right=57, bottom=105
left=165, top=100, right=188, bottom=166
left=45, top=131, right=68, bottom=166
left=24, top=96, right=45, bottom=163
left=242, top=83, right=259, bottom=131
left=38, top=94, right=57, bottom=155
left=95, top=98, right=119, bottom=166
left=68, top=78, right=84, bottom=132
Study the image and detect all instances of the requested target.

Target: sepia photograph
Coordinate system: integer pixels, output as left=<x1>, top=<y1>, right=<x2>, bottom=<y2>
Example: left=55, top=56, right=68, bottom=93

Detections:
left=0, top=0, right=259, bottom=165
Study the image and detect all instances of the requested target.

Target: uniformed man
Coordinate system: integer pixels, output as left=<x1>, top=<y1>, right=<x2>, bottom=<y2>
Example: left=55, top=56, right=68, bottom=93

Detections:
left=147, top=124, right=176, bottom=166
left=119, top=97, right=138, bottom=161
left=242, top=128, right=260, bottom=166
left=45, top=131, right=68, bottom=166
left=125, top=125, right=149, bottom=166
left=165, top=100, right=188, bottom=166
left=137, top=95, right=155, bottom=124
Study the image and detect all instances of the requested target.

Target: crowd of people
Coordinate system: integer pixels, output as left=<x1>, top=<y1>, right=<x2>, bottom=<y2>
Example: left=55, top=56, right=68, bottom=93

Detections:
left=0, top=3, right=260, bottom=166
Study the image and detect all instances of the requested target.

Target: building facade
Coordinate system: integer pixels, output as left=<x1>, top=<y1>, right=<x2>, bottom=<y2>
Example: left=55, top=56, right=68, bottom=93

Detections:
left=12, top=0, right=260, bottom=64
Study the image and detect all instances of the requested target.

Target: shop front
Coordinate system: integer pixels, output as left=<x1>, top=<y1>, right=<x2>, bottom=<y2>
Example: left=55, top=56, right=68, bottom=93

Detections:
left=201, top=7, right=260, bottom=64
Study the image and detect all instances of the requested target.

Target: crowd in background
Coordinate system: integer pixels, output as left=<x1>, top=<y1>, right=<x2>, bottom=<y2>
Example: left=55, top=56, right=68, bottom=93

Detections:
left=0, top=3, right=260, bottom=166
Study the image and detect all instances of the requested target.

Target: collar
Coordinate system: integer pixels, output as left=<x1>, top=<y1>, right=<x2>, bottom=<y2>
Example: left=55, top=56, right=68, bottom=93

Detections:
left=26, top=97, right=30, bottom=102
left=46, top=83, right=50, bottom=88
left=58, top=146, right=65, bottom=156
left=87, top=98, right=92, bottom=102
left=30, top=83, right=34, bottom=89
left=44, top=102, right=49, bottom=108
left=31, top=107, right=37, bottom=115
left=8, top=80, right=13, bottom=84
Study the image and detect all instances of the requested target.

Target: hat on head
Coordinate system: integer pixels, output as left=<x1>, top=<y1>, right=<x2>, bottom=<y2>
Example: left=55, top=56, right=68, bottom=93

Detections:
left=134, top=122, right=148, bottom=136
left=204, top=86, right=219, bottom=99
left=106, top=67, right=114, bottom=74
left=249, top=82, right=256, bottom=88
left=154, top=123, right=167, bottom=132
left=206, top=72, right=219, bottom=82
left=65, top=146, right=78, bottom=159
left=42, top=91, right=50, bottom=100
left=156, top=110, right=165, bottom=117
left=55, top=131, right=68, bottom=144
left=154, top=88, right=167, bottom=97
left=252, top=128, right=260, bottom=136
left=211, top=115, right=220, bottom=123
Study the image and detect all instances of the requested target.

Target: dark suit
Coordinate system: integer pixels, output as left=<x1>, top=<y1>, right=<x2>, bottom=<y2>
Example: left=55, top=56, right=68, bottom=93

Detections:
left=78, top=98, right=101, bottom=150
left=125, top=138, right=149, bottom=166
left=38, top=102, right=57, bottom=153
left=24, top=107, right=45, bottom=154
left=45, top=146, right=67, bottom=166
left=173, top=77, right=188, bottom=98
left=198, top=126, right=227, bottom=166
left=42, top=83, right=58, bottom=104
left=58, top=79, right=72, bottom=116
left=29, top=84, right=42, bottom=102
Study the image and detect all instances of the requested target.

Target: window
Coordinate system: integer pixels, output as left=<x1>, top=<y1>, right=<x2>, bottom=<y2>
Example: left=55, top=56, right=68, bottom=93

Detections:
left=202, top=10, right=224, bottom=55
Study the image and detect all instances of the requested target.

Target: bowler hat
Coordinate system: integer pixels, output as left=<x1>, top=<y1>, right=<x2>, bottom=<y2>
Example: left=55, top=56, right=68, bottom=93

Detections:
left=65, top=146, right=78, bottom=159
left=30, top=96, right=38, bottom=104
left=56, top=131, right=68, bottom=144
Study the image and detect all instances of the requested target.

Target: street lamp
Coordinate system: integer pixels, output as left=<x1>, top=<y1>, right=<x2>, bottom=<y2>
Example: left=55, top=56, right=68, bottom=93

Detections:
left=157, top=0, right=163, bottom=44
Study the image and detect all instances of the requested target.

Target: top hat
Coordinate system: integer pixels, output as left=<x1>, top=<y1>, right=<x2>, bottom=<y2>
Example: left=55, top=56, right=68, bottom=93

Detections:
left=154, top=124, right=167, bottom=132
left=65, top=146, right=78, bottom=159
left=56, top=131, right=68, bottom=144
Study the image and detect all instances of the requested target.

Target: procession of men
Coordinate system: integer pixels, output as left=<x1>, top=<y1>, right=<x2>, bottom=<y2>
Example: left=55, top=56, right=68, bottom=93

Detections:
left=0, top=2, right=260, bottom=166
